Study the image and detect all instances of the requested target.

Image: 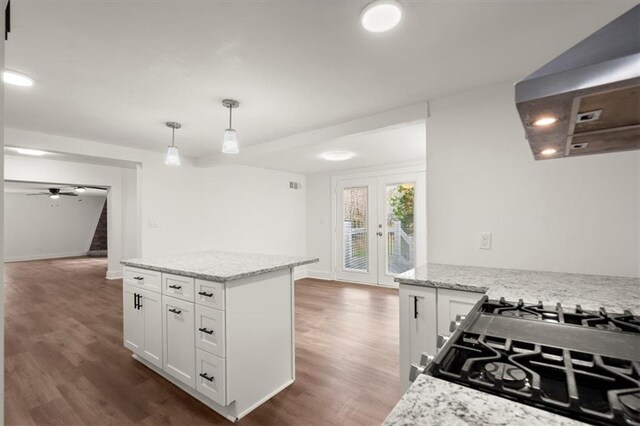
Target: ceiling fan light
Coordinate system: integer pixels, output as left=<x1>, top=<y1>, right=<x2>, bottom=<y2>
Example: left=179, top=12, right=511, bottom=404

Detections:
left=49, top=194, right=60, bottom=199
left=74, top=186, right=86, bottom=193
left=165, top=146, right=181, bottom=166
left=222, top=129, right=239, bottom=154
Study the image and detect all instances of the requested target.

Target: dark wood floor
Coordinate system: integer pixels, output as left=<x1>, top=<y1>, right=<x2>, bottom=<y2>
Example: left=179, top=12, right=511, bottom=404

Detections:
left=4, top=257, right=401, bottom=425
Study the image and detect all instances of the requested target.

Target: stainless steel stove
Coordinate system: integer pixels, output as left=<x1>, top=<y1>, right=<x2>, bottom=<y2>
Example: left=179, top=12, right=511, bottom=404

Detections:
left=423, top=297, right=640, bottom=425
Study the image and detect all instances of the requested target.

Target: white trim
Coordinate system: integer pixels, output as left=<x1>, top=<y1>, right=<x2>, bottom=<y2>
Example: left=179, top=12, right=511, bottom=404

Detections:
left=304, top=270, right=333, bottom=281
left=4, top=251, right=89, bottom=262
left=106, top=269, right=123, bottom=280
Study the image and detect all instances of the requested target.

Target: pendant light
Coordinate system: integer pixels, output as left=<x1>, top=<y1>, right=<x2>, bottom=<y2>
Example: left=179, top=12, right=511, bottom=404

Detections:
left=165, top=122, right=181, bottom=166
left=222, top=99, right=240, bottom=154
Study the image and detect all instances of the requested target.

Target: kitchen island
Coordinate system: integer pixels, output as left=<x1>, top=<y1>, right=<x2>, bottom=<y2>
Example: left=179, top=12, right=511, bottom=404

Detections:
left=120, top=251, right=318, bottom=422
left=388, top=263, right=640, bottom=425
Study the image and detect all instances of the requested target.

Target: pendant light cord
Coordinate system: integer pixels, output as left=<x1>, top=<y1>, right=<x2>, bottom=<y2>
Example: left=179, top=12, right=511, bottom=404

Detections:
left=171, top=126, right=175, bottom=147
left=229, top=104, right=233, bottom=129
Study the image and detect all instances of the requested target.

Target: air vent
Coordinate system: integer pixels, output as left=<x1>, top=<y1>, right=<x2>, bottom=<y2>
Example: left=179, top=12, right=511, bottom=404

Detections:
left=289, top=182, right=302, bottom=190
left=571, top=142, right=589, bottom=150
left=576, top=110, right=602, bottom=123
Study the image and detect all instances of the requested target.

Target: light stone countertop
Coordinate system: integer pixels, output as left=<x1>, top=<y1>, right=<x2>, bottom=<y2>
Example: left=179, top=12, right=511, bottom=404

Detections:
left=383, top=374, right=583, bottom=426
left=386, top=263, right=639, bottom=425
left=121, top=250, right=318, bottom=282
left=395, top=263, right=640, bottom=312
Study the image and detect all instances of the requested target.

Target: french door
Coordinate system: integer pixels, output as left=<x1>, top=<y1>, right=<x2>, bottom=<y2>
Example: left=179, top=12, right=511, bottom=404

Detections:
left=336, top=172, right=425, bottom=286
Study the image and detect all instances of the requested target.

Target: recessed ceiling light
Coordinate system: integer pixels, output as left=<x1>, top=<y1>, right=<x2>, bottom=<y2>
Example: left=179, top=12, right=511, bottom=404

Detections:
left=541, top=148, right=557, bottom=156
left=533, top=116, right=557, bottom=127
left=14, top=148, right=47, bottom=156
left=3, top=70, right=35, bottom=87
left=322, top=151, right=355, bottom=161
left=361, top=0, right=403, bottom=33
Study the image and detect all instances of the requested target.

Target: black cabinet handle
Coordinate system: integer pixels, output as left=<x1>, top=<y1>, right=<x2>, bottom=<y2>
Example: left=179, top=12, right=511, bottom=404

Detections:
left=198, top=291, right=213, bottom=297
left=137, top=294, right=142, bottom=310
left=199, top=373, right=214, bottom=382
left=133, top=276, right=144, bottom=281
left=168, top=285, right=182, bottom=290
left=414, top=296, right=418, bottom=319
left=198, top=327, right=214, bottom=335
left=134, top=293, right=138, bottom=309
left=168, top=308, right=182, bottom=314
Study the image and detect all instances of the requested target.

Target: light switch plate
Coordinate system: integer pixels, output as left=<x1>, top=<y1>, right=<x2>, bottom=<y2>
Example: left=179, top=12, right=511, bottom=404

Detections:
left=479, top=232, right=492, bottom=250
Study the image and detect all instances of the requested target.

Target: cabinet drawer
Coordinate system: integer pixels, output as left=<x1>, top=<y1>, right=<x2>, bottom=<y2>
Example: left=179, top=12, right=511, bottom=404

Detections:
left=195, top=279, right=225, bottom=310
left=162, top=296, right=196, bottom=388
left=196, top=349, right=226, bottom=407
left=124, top=267, right=162, bottom=293
left=436, top=288, right=483, bottom=336
left=196, top=305, right=225, bottom=358
left=162, top=273, right=195, bottom=302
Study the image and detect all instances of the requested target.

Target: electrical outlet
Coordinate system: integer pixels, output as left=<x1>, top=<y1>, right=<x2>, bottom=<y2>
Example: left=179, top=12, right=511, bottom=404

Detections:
left=479, top=232, right=492, bottom=250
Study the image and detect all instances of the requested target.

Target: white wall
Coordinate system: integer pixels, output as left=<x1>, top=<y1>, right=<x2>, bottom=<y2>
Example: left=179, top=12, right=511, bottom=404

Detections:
left=306, top=172, right=333, bottom=279
left=5, top=129, right=307, bottom=276
left=4, top=193, right=106, bottom=261
left=426, top=82, right=640, bottom=278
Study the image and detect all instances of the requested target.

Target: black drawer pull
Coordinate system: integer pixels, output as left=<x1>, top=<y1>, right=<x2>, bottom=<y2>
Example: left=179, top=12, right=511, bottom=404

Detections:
left=199, top=373, right=214, bottom=382
left=168, top=308, right=182, bottom=314
left=198, top=291, right=213, bottom=297
left=133, top=276, right=144, bottom=281
left=198, top=327, right=214, bottom=335
left=168, top=285, right=182, bottom=290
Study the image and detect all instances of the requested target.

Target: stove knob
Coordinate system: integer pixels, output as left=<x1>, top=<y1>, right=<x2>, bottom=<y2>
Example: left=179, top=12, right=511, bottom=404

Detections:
left=437, top=334, right=450, bottom=349
left=449, top=320, right=462, bottom=333
left=420, top=353, right=434, bottom=366
left=409, top=363, right=426, bottom=382
left=455, top=314, right=467, bottom=322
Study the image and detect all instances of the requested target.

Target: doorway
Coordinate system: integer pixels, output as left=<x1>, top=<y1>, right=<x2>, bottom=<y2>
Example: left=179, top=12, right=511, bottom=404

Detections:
left=334, top=170, right=425, bottom=286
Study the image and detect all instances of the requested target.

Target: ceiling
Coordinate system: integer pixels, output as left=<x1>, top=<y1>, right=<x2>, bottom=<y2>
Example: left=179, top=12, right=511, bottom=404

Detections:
left=5, top=1, right=634, bottom=158
left=4, top=181, right=108, bottom=197
left=238, top=121, right=426, bottom=174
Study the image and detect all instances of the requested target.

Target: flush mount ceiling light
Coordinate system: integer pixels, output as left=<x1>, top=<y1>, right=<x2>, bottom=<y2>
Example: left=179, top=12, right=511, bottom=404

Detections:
left=3, top=69, right=35, bottom=86
left=540, top=148, right=557, bottom=156
left=13, top=147, right=47, bottom=156
left=533, top=116, right=557, bottom=127
left=361, top=0, right=403, bottom=33
left=74, top=186, right=86, bottom=193
left=164, top=122, right=182, bottom=166
left=322, top=151, right=355, bottom=161
left=222, top=99, right=240, bottom=154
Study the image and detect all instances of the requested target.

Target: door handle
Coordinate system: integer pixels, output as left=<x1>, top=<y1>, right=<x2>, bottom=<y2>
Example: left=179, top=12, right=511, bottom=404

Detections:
left=414, top=296, right=419, bottom=319
left=376, top=231, right=383, bottom=237
left=199, top=372, right=215, bottom=382
left=198, top=291, right=213, bottom=297
left=134, top=293, right=138, bottom=310
left=168, top=308, right=182, bottom=315
left=198, top=327, right=214, bottom=335
left=168, top=285, right=182, bottom=290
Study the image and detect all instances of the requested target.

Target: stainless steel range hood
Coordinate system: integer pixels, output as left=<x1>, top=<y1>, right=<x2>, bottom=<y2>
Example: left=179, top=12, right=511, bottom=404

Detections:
left=515, top=5, right=640, bottom=160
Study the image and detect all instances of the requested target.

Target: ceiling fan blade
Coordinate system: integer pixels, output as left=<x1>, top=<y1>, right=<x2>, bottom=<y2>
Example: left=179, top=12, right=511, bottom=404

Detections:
left=26, top=193, right=50, bottom=196
left=84, top=186, right=108, bottom=190
left=59, top=192, right=78, bottom=196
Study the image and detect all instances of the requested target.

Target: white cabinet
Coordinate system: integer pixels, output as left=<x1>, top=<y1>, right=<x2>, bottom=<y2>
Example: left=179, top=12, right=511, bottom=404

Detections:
left=162, top=295, right=196, bottom=388
left=437, top=288, right=483, bottom=337
left=196, top=305, right=225, bottom=358
left=399, top=285, right=437, bottom=391
left=163, top=273, right=195, bottom=302
left=196, top=349, right=226, bottom=406
left=124, top=267, right=162, bottom=293
left=123, top=284, right=162, bottom=368
left=195, top=279, right=225, bottom=310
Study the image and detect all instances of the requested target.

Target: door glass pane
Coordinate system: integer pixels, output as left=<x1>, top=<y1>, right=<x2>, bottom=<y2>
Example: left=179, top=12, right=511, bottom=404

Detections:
left=386, top=183, right=415, bottom=275
left=343, top=186, right=368, bottom=271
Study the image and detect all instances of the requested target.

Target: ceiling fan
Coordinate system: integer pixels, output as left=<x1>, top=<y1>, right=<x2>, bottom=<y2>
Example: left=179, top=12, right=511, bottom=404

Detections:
left=27, top=186, right=107, bottom=199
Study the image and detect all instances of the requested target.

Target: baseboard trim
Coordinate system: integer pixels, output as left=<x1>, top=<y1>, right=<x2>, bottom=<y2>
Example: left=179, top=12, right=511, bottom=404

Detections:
left=4, top=252, right=89, bottom=262
left=106, top=270, right=123, bottom=280
left=305, top=270, right=333, bottom=281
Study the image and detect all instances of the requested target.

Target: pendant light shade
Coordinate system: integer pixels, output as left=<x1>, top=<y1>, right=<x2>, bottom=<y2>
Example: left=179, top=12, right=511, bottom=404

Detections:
left=222, top=99, right=240, bottom=154
left=164, top=122, right=181, bottom=166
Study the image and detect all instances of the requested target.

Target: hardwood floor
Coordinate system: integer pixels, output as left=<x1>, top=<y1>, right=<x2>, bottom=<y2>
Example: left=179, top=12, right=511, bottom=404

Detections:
left=4, top=257, right=401, bottom=425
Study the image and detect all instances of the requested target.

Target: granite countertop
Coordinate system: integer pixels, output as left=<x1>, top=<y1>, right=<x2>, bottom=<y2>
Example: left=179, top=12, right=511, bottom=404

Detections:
left=387, top=263, right=639, bottom=425
left=383, top=374, right=583, bottom=426
left=121, top=250, right=318, bottom=282
left=395, top=263, right=640, bottom=312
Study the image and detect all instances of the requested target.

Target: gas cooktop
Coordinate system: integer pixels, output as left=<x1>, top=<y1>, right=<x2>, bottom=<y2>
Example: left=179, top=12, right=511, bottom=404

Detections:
left=427, top=297, right=640, bottom=425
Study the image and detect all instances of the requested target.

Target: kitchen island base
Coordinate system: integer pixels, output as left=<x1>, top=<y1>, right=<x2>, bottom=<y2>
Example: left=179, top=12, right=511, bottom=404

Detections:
left=121, top=251, right=319, bottom=422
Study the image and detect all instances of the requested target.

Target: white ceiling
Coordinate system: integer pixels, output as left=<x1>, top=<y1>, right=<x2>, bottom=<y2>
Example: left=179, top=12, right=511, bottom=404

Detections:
left=5, top=1, right=634, bottom=159
left=238, top=121, right=426, bottom=174
left=4, top=181, right=108, bottom=197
